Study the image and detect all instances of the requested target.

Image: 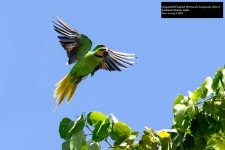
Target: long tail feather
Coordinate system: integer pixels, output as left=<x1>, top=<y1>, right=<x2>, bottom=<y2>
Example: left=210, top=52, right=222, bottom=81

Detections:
left=67, top=83, right=78, bottom=102
left=54, top=74, right=78, bottom=106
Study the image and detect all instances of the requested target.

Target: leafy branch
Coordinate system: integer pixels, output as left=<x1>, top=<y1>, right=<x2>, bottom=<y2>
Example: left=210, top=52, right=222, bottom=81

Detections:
left=59, top=67, right=225, bottom=150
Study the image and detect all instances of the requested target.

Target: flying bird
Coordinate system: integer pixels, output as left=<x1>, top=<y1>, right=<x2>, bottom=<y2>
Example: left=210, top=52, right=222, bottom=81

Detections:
left=53, top=17, right=136, bottom=106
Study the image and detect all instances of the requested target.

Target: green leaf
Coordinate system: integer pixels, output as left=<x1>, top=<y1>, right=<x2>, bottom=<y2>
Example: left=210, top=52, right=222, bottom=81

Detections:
left=114, top=135, right=128, bottom=146
left=221, top=96, right=225, bottom=108
left=192, top=88, right=202, bottom=101
left=202, top=77, right=213, bottom=95
left=203, top=100, right=215, bottom=114
left=206, top=116, right=221, bottom=135
left=110, top=121, right=132, bottom=141
left=87, top=112, right=107, bottom=126
left=198, top=112, right=209, bottom=136
left=131, top=131, right=139, bottom=136
left=62, top=141, right=71, bottom=150
left=183, top=134, right=195, bottom=150
left=169, top=130, right=182, bottom=149
left=195, top=138, right=207, bottom=150
left=173, top=104, right=187, bottom=125
left=192, top=87, right=208, bottom=102
left=214, top=101, right=223, bottom=112
left=70, top=114, right=85, bottom=134
left=212, top=68, right=223, bottom=92
left=140, top=134, right=154, bottom=147
left=87, top=140, right=101, bottom=150
left=59, top=118, right=74, bottom=140
left=190, top=118, right=202, bottom=139
left=190, top=112, right=210, bottom=138
left=92, top=116, right=111, bottom=142
left=186, top=99, right=196, bottom=119
left=70, top=130, right=88, bottom=150
left=222, top=68, right=225, bottom=88
left=174, top=94, right=184, bottom=106
left=213, top=136, right=225, bottom=150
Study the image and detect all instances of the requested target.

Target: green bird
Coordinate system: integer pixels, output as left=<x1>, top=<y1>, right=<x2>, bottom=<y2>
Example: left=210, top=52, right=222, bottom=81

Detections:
left=53, top=17, right=136, bottom=106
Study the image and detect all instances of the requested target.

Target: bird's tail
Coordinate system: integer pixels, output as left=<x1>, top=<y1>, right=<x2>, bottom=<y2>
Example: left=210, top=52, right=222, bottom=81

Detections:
left=54, top=74, right=78, bottom=106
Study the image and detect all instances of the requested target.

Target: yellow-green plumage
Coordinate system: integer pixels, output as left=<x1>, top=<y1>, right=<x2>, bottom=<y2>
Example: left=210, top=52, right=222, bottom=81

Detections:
left=70, top=51, right=103, bottom=77
left=54, top=51, right=103, bottom=106
left=54, top=74, right=78, bottom=105
left=53, top=17, right=136, bottom=107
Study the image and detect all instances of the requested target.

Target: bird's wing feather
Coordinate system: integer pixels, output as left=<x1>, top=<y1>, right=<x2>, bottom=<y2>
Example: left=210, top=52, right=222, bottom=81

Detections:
left=91, top=49, right=136, bottom=76
left=53, top=16, right=92, bottom=64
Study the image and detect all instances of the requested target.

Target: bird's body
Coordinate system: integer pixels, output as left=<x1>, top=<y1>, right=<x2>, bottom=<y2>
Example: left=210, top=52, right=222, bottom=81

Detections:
left=53, top=17, right=136, bottom=107
left=70, top=51, right=103, bottom=79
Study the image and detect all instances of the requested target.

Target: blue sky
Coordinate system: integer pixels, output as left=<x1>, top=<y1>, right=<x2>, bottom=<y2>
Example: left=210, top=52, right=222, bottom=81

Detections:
left=1, top=0, right=225, bottom=149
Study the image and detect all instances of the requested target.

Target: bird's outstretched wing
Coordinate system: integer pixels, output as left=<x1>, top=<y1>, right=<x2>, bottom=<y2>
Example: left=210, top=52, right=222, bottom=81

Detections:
left=53, top=16, right=92, bottom=64
left=91, top=49, right=136, bottom=76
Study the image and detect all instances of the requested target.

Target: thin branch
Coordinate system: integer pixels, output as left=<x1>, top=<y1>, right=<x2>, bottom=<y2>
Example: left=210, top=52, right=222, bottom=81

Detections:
left=85, top=124, right=93, bottom=133
left=84, top=115, right=93, bottom=134
left=104, top=139, right=113, bottom=148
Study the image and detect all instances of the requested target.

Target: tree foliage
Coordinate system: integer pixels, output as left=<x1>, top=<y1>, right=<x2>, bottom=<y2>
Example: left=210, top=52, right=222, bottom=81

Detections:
left=58, top=67, right=225, bottom=150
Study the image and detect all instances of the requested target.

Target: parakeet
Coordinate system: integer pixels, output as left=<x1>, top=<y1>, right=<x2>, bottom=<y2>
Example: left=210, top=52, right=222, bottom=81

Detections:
left=53, top=17, right=136, bottom=106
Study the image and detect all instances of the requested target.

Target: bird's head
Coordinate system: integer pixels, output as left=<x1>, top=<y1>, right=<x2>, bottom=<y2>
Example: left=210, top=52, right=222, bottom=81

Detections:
left=93, top=45, right=108, bottom=57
